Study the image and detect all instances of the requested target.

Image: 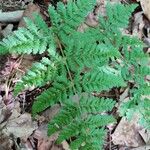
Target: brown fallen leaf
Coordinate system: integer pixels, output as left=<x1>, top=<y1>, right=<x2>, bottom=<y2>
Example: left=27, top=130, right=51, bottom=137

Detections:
left=131, top=145, right=150, bottom=150
left=3, top=113, right=38, bottom=140
left=132, top=11, right=145, bottom=39
left=33, top=130, right=63, bottom=150
left=139, top=0, right=150, bottom=21
left=112, top=116, right=144, bottom=147
left=33, top=125, right=70, bottom=150
left=0, top=133, right=13, bottom=150
left=139, top=129, right=150, bottom=144
left=18, top=3, right=41, bottom=27
left=1, top=24, right=14, bottom=38
left=85, top=12, right=99, bottom=27
left=42, top=104, right=60, bottom=121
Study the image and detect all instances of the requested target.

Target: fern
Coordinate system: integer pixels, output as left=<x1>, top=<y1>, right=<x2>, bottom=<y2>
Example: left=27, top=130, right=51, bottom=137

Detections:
left=48, top=96, right=116, bottom=150
left=0, top=1, right=149, bottom=149
left=0, top=14, right=55, bottom=55
left=82, top=66, right=126, bottom=92
left=14, top=57, right=58, bottom=95
left=32, top=75, right=73, bottom=115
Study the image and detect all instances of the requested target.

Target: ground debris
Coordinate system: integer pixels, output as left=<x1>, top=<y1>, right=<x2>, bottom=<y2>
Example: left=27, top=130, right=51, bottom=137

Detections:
left=112, top=117, right=144, bottom=147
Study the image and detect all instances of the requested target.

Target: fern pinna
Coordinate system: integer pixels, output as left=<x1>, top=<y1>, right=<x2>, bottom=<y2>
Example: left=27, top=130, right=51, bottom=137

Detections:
left=0, top=0, right=149, bottom=149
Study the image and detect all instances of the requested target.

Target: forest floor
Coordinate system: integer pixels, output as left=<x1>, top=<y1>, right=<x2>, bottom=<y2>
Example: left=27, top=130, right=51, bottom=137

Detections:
left=0, top=0, right=150, bottom=150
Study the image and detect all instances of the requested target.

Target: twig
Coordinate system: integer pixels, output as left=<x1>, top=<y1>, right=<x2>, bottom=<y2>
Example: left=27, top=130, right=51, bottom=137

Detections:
left=5, top=55, right=24, bottom=99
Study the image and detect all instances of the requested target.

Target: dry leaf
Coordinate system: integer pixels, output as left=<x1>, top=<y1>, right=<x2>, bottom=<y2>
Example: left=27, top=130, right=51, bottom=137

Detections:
left=42, top=104, right=60, bottom=121
left=18, top=3, right=40, bottom=27
left=112, top=117, right=144, bottom=147
left=0, top=133, right=13, bottom=150
left=139, top=0, right=150, bottom=21
left=3, top=113, right=38, bottom=139
left=131, top=145, right=150, bottom=150
left=132, top=11, right=144, bottom=39
left=1, top=24, right=13, bottom=37
left=85, top=12, right=99, bottom=27
left=139, top=129, right=150, bottom=144
left=119, top=88, right=129, bottom=102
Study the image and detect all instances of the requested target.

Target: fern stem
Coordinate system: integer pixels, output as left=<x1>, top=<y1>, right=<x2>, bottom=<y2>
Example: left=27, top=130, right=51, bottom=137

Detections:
left=56, top=37, right=77, bottom=94
left=56, top=37, right=84, bottom=117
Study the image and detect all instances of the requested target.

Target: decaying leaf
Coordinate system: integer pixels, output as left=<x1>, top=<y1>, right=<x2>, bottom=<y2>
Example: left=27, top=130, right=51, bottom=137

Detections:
left=33, top=130, right=63, bottom=150
left=112, top=117, right=144, bottom=147
left=139, top=129, right=150, bottom=144
left=18, top=3, right=40, bottom=27
left=3, top=113, right=38, bottom=139
left=132, top=11, right=145, bottom=39
left=0, top=133, right=13, bottom=150
left=131, top=145, right=150, bottom=150
left=139, top=0, right=150, bottom=21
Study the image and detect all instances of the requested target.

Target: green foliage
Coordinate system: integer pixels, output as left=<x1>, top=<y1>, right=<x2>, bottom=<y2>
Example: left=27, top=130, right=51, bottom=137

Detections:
left=0, top=0, right=149, bottom=149
left=14, top=57, right=58, bottom=95
left=48, top=96, right=116, bottom=150
left=0, top=14, right=55, bottom=55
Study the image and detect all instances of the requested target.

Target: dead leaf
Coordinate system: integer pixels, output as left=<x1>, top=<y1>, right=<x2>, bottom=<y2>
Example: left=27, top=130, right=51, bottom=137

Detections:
left=0, top=95, right=13, bottom=124
left=33, top=130, right=63, bottom=150
left=42, top=104, right=60, bottom=121
left=119, top=88, right=129, bottom=102
left=62, top=141, right=70, bottom=150
left=139, top=0, right=150, bottom=21
left=85, top=12, right=99, bottom=27
left=0, top=133, right=13, bottom=150
left=18, top=3, right=40, bottom=27
left=3, top=113, right=38, bottom=139
left=1, top=24, right=13, bottom=38
left=132, top=11, right=145, bottom=39
left=112, top=117, right=144, bottom=147
left=139, top=129, right=150, bottom=144
left=131, top=145, right=150, bottom=150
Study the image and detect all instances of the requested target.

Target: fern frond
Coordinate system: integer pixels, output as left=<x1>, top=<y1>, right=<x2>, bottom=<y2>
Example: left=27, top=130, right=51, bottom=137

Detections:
left=105, top=3, right=137, bottom=29
left=14, top=57, right=58, bottom=95
left=80, top=97, right=115, bottom=113
left=66, top=39, right=121, bottom=72
left=49, top=0, right=96, bottom=41
left=48, top=95, right=116, bottom=149
left=80, top=128, right=106, bottom=150
left=33, top=13, right=49, bottom=34
left=32, top=75, right=74, bottom=115
left=82, top=66, right=126, bottom=92
left=139, top=98, right=150, bottom=129
left=0, top=16, right=55, bottom=55
left=0, top=44, right=8, bottom=55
